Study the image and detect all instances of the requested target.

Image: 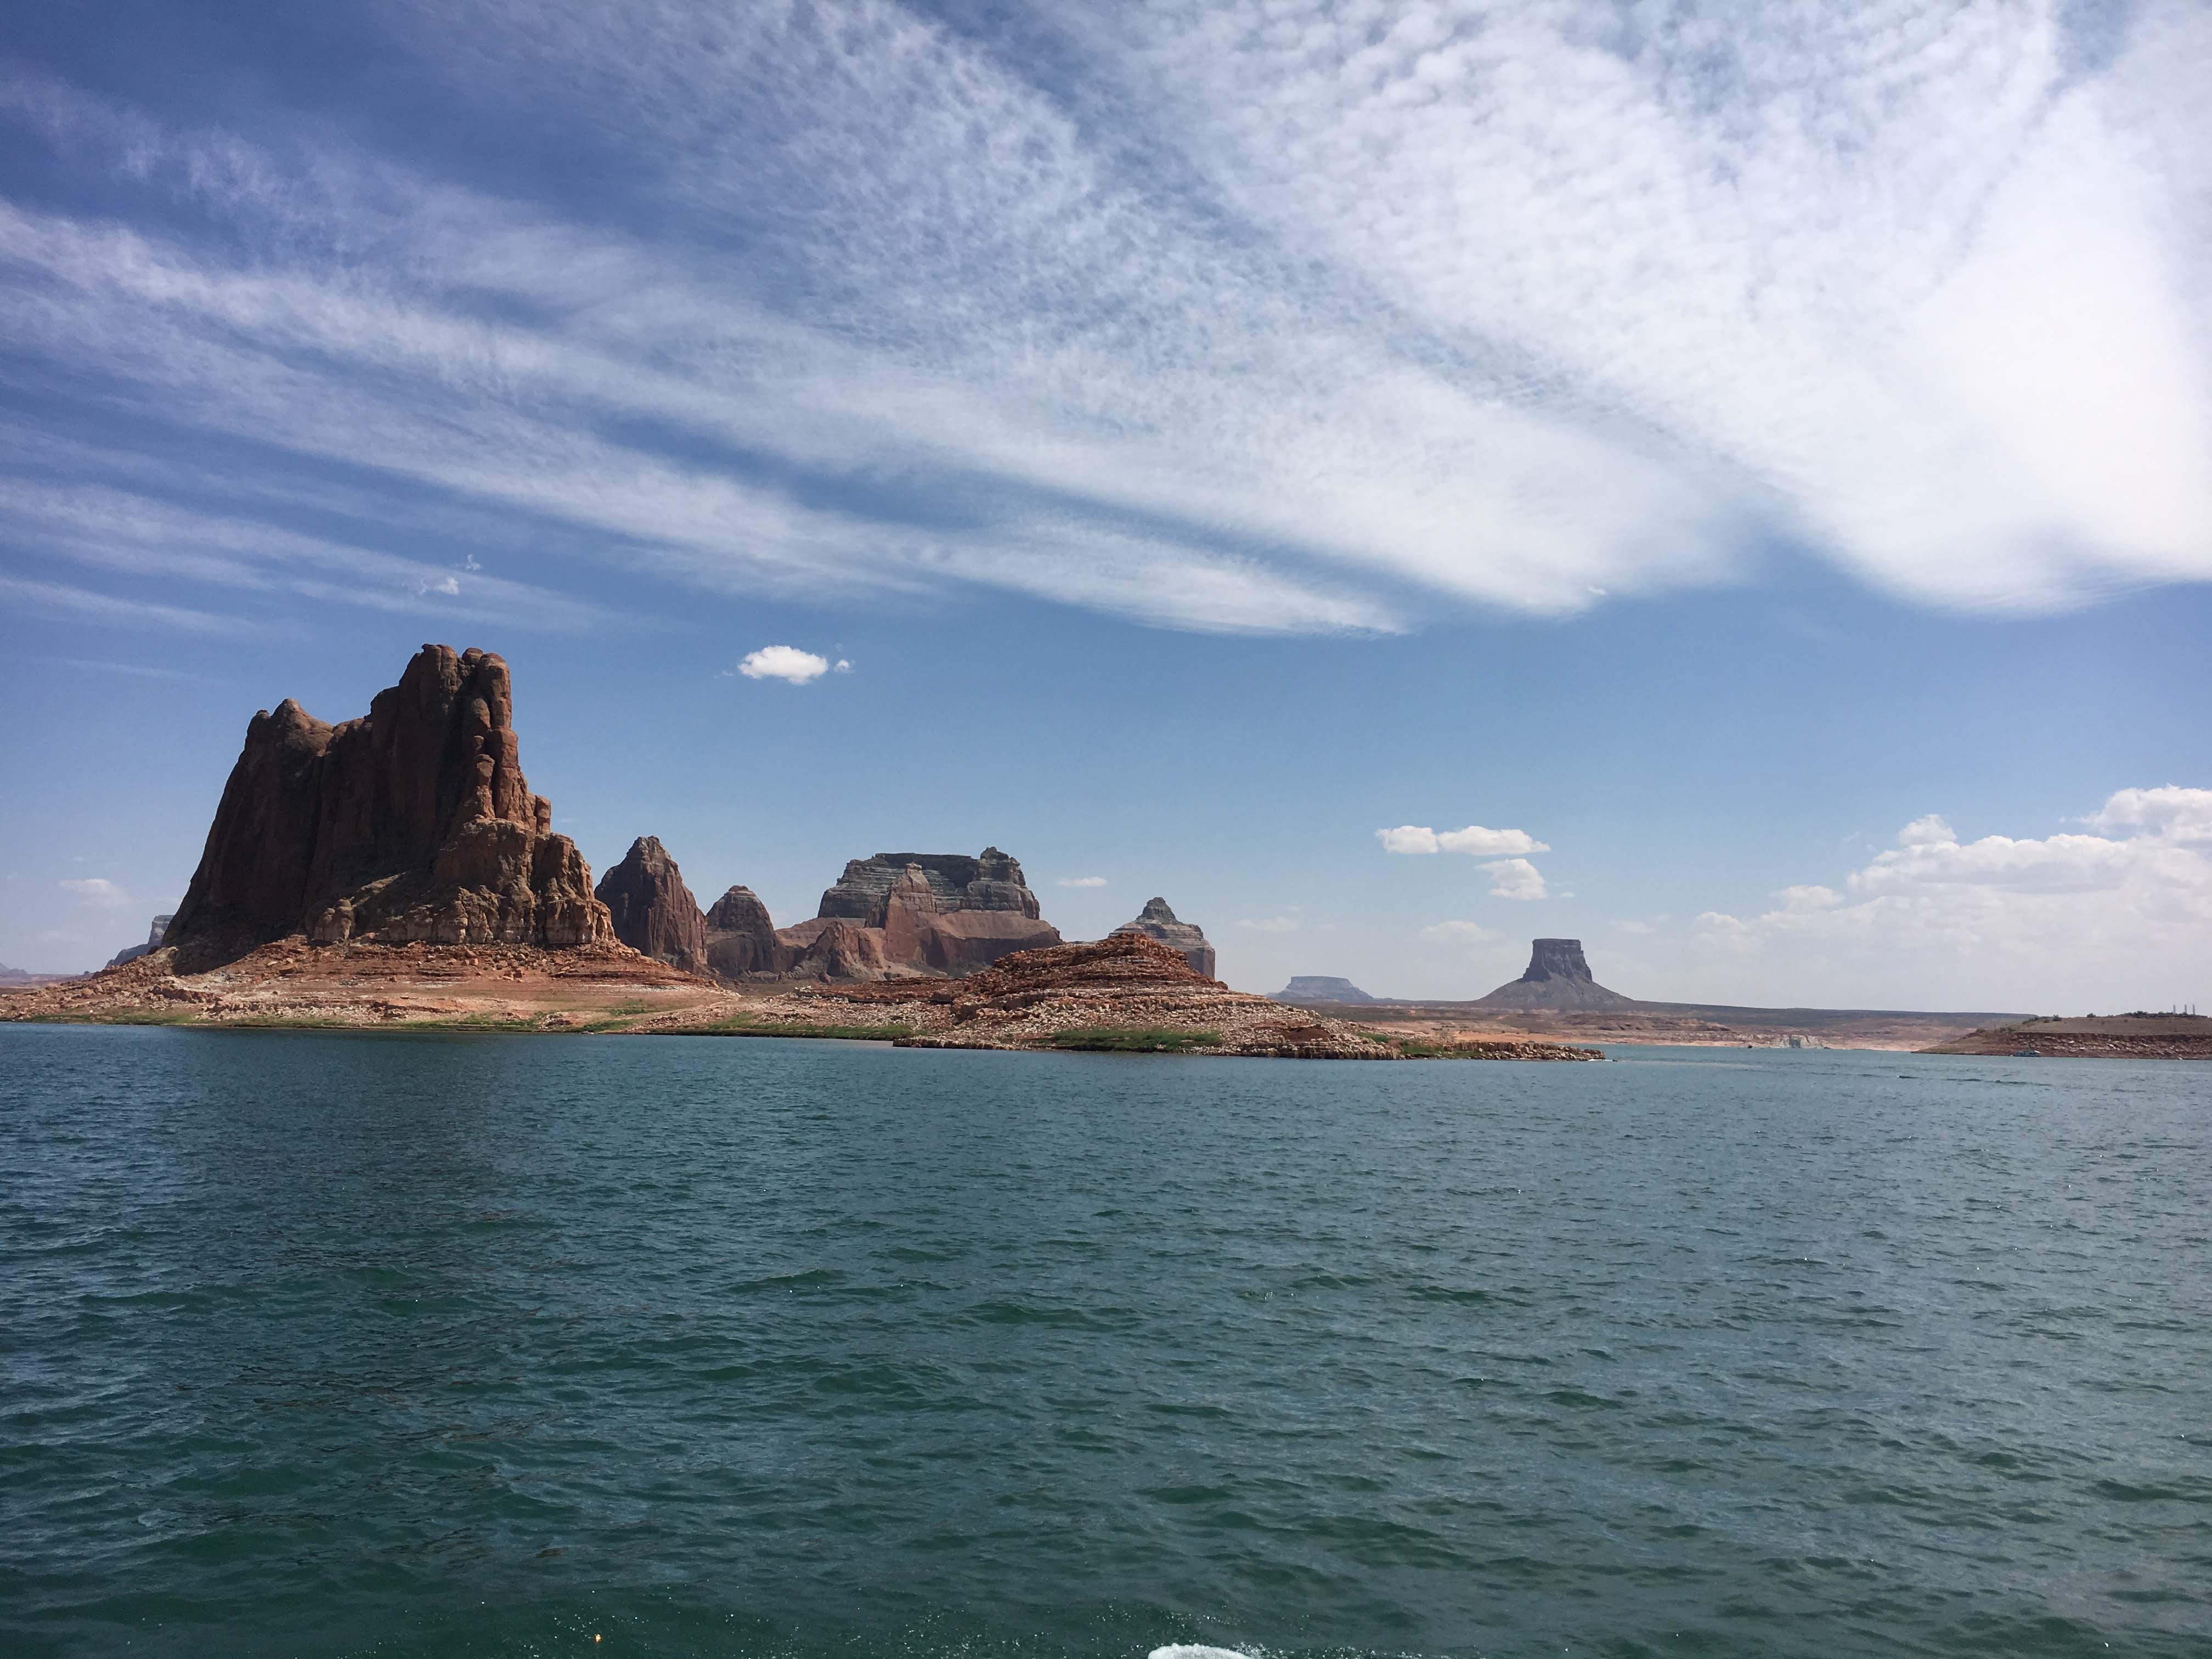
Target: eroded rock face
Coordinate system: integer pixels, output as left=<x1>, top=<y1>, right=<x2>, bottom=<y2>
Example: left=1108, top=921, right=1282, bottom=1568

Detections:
left=595, top=837, right=709, bottom=974
left=1476, top=938, right=1638, bottom=1009
left=1110, top=896, right=1217, bottom=979
left=786, top=919, right=889, bottom=982
left=106, top=914, right=175, bottom=970
left=810, top=847, right=1059, bottom=974
left=817, top=849, right=1045, bottom=921
left=704, top=885, right=782, bottom=979
left=165, top=645, right=613, bottom=966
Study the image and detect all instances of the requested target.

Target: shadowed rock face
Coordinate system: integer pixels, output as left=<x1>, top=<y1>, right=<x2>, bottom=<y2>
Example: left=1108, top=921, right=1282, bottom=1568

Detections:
left=165, top=645, right=612, bottom=966
left=704, top=885, right=782, bottom=979
left=1476, top=938, right=1638, bottom=1009
left=1110, top=897, right=1216, bottom=979
left=595, top=837, right=709, bottom=974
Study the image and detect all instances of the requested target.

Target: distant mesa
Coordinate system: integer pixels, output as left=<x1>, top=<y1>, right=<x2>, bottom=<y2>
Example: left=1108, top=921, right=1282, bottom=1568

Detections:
left=1475, top=939, right=1639, bottom=1009
left=106, top=913, right=175, bottom=970
left=163, top=645, right=612, bottom=968
left=1274, top=975, right=1376, bottom=1005
left=1110, top=897, right=1216, bottom=979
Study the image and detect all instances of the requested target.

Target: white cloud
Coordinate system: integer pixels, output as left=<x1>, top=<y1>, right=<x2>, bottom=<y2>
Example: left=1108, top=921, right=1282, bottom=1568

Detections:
left=1057, top=876, right=1107, bottom=888
left=736, top=646, right=831, bottom=684
left=1482, top=858, right=1548, bottom=901
left=1378, top=824, right=1550, bottom=856
left=833, top=659, right=852, bottom=674
left=1237, top=916, right=1300, bottom=933
left=59, top=877, right=133, bottom=909
left=1420, top=919, right=1498, bottom=945
left=1689, top=788, right=2212, bottom=1008
left=3, top=0, right=2204, bottom=637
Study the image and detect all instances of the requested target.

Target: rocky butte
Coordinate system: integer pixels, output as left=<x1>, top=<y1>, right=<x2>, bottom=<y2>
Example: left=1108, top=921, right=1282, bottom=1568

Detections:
left=776, top=849, right=1062, bottom=977
left=595, top=837, right=709, bottom=975
left=161, top=645, right=611, bottom=968
left=1109, top=897, right=1216, bottom=978
left=1474, top=938, right=1639, bottom=1010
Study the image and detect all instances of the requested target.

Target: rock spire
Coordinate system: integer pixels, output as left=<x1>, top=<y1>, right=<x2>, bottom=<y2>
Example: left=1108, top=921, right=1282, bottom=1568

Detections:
left=1110, top=897, right=1217, bottom=979
left=595, top=837, right=710, bottom=974
left=1475, top=939, right=1638, bottom=1009
left=164, top=645, right=612, bottom=965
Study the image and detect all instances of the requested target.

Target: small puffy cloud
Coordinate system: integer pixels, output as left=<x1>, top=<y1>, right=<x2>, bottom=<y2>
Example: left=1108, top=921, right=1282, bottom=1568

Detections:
left=1897, top=814, right=1956, bottom=847
left=1776, top=885, right=1843, bottom=913
left=1483, top=859, right=1548, bottom=901
left=737, top=646, right=831, bottom=684
left=833, top=659, right=853, bottom=674
left=1420, top=919, right=1497, bottom=944
left=1057, top=876, right=1107, bottom=888
left=1378, top=825, right=1550, bottom=856
left=60, top=877, right=133, bottom=909
left=1237, top=915, right=1300, bottom=933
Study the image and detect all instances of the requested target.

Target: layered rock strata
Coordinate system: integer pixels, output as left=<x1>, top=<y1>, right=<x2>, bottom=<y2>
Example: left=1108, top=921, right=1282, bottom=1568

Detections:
left=795, top=848, right=1060, bottom=975
left=1475, top=939, right=1638, bottom=1010
left=163, top=645, right=611, bottom=966
left=595, top=837, right=709, bottom=974
left=1110, top=897, right=1217, bottom=979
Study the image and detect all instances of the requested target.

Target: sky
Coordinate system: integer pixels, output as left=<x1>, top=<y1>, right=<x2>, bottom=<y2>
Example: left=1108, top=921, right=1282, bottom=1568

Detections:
left=1, top=0, right=2208, bottom=1012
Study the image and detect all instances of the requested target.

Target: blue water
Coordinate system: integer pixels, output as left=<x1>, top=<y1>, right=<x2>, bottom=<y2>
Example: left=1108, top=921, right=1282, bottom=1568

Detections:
left=2, top=1028, right=2208, bottom=1658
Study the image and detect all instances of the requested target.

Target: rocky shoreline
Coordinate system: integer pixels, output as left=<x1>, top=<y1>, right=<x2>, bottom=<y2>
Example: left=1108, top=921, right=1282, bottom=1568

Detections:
left=0, top=933, right=1602, bottom=1062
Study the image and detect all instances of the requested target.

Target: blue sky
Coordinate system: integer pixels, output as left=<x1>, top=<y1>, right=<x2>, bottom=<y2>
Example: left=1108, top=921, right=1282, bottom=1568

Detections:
left=2, top=0, right=2208, bottom=1009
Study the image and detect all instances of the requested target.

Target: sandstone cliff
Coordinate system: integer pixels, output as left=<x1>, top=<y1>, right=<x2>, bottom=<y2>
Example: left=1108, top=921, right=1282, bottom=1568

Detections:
left=164, top=645, right=611, bottom=966
left=1475, top=939, right=1638, bottom=1010
left=803, top=848, right=1060, bottom=974
left=595, top=837, right=709, bottom=974
left=1110, top=897, right=1217, bottom=979
left=704, top=885, right=782, bottom=979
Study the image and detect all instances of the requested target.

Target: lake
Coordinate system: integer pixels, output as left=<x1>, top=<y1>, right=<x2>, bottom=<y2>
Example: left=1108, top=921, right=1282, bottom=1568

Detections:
left=2, top=1027, right=2207, bottom=1657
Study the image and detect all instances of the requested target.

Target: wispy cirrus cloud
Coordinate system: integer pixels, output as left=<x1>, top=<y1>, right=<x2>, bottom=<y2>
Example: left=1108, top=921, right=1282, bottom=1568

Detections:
left=2, top=0, right=2208, bottom=644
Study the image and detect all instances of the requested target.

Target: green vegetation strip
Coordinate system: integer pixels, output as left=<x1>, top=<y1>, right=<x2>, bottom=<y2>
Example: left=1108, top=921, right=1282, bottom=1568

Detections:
left=1047, top=1026, right=1221, bottom=1054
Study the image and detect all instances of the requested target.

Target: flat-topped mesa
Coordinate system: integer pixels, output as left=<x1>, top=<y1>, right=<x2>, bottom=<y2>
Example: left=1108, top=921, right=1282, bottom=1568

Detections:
left=595, top=837, right=709, bottom=974
left=1475, top=938, right=1639, bottom=1009
left=106, top=914, right=175, bottom=970
left=795, top=847, right=1059, bottom=975
left=1110, top=896, right=1216, bottom=979
left=164, top=645, right=612, bottom=966
left=1275, top=975, right=1376, bottom=1005
left=816, top=848, right=1043, bottom=920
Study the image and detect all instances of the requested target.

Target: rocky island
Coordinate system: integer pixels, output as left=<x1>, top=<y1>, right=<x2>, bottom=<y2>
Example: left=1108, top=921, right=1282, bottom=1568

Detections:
left=0, top=643, right=1598, bottom=1062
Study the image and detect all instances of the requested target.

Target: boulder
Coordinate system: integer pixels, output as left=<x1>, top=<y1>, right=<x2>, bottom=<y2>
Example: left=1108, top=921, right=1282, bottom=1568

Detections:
left=165, top=645, right=612, bottom=966
left=1110, top=896, right=1216, bottom=979
left=595, top=837, right=709, bottom=974
left=704, top=885, right=783, bottom=978
left=106, top=913, right=176, bottom=970
left=1475, top=939, right=1638, bottom=1009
